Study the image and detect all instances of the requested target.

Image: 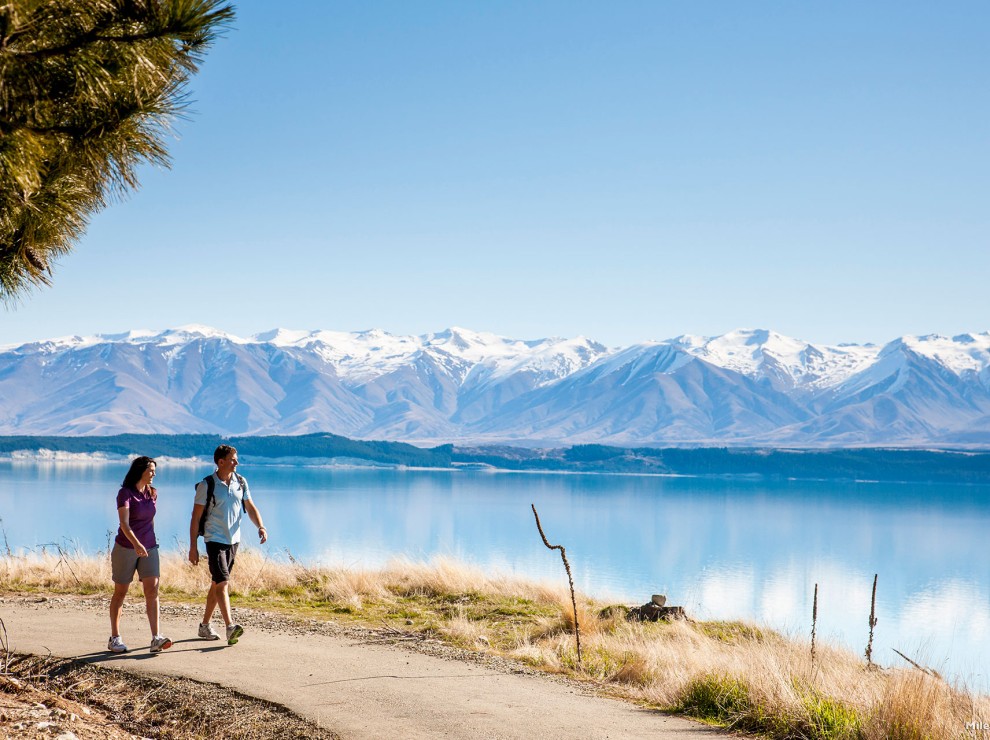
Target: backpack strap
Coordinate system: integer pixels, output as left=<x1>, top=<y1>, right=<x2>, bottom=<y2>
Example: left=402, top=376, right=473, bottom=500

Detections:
left=195, top=475, right=216, bottom=540
left=205, top=475, right=216, bottom=508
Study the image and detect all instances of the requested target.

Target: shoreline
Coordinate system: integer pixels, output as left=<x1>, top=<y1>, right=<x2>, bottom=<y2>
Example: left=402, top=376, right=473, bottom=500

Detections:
left=4, top=449, right=990, bottom=487
left=3, top=434, right=990, bottom=486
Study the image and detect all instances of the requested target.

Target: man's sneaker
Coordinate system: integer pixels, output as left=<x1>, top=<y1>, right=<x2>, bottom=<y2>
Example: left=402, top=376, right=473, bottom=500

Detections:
left=198, top=623, right=221, bottom=641
left=107, top=635, right=127, bottom=653
left=226, top=624, right=244, bottom=645
left=150, top=635, right=172, bottom=653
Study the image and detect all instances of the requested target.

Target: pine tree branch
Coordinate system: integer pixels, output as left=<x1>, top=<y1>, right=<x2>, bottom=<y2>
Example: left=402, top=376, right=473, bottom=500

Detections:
left=4, top=23, right=225, bottom=59
left=0, top=0, right=235, bottom=301
left=2, top=1, right=233, bottom=58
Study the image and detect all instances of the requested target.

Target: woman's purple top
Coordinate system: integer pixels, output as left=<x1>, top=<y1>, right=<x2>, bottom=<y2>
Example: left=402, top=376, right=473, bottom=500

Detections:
left=114, top=486, right=158, bottom=550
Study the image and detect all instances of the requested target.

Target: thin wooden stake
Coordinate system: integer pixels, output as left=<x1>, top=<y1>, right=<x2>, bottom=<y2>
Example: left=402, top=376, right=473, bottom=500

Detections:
left=0, top=616, right=9, bottom=674
left=892, top=648, right=936, bottom=676
left=811, top=583, right=818, bottom=667
left=866, top=573, right=878, bottom=666
left=531, top=504, right=582, bottom=665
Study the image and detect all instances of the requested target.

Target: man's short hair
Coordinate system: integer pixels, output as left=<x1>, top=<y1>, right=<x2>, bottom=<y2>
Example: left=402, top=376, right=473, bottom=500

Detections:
left=214, top=444, right=237, bottom=465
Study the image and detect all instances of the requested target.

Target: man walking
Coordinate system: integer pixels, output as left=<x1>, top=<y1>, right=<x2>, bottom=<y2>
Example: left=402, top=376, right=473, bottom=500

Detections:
left=189, top=444, right=268, bottom=645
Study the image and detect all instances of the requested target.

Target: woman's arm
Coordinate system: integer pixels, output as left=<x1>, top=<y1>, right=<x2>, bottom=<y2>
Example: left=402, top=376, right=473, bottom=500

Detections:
left=117, top=506, right=149, bottom=557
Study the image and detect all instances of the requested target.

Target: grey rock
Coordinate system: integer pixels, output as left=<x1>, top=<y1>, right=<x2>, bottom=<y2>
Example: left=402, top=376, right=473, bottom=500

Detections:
left=627, top=603, right=686, bottom=622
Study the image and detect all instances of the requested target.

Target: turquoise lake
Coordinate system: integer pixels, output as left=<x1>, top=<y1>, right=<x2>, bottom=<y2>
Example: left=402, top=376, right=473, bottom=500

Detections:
left=2, top=459, right=988, bottom=689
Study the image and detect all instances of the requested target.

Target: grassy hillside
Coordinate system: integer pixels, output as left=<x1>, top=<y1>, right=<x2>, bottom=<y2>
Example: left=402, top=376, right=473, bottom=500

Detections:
left=2, top=549, right=985, bottom=739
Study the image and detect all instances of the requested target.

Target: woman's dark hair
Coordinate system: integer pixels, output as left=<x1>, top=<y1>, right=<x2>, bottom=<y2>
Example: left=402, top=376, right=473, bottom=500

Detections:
left=122, top=456, right=157, bottom=500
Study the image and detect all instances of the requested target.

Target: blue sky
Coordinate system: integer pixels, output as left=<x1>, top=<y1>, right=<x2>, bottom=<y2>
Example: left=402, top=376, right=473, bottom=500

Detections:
left=4, top=1, right=988, bottom=348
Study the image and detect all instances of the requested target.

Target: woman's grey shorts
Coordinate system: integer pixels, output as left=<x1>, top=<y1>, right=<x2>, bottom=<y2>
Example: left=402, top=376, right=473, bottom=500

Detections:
left=110, top=543, right=160, bottom=584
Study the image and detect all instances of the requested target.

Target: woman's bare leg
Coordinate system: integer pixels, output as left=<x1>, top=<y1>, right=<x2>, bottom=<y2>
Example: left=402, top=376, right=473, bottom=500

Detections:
left=141, top=576, right=160, bottom=636
left=109, top=581, right=129, bottom=636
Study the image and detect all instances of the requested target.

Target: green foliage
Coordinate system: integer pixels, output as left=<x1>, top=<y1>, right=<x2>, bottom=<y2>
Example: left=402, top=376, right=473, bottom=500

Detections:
left=802, top=692, right=862, bottom=740
left=682, top=675, right=864, bottom=739
left=0, top=433, right=218, bottom=458
left=231, top=433, right=453, bottom=467
left=680, top=674, right=753, bottom=723
left=488, top=599, right=540, bottom=618
left=597, top=604, right=630, bottom=620
left=679, top=674, right=793, bottom=735
left=2, top=432, right=988, bottom=481
left=563, top=444, right=625, bottom=462
left=696, top=620, right=768, bottom=644
left=579, top=647, right=652, bottom=686
left=0, top=0, right=234, bottom=300
left=454, top=445, right=990, bottom=483
left=0, top=432, right=452, bottom=467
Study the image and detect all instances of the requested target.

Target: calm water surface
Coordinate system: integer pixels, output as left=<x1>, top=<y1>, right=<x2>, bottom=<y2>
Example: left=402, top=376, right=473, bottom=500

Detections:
left=2, top=460, right=988, bottom=689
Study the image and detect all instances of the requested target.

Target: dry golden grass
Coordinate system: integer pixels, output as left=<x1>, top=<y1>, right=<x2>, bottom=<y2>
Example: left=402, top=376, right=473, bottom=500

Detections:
left=2, top=548, right=987, bottom=740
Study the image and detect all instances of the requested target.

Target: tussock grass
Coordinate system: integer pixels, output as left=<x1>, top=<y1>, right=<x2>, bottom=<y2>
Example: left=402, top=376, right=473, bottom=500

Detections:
left=2, top=549, right=987, bottom=740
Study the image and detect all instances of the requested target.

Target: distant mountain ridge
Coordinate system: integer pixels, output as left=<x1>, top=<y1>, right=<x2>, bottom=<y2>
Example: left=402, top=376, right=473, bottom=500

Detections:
left=2, top=325, right=989, bottom=446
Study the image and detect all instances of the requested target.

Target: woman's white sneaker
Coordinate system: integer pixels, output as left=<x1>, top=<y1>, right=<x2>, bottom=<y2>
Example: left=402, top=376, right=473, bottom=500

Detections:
left=107, top=635, right=127, bottom=653
left=150, top=635, right=172, bottom=653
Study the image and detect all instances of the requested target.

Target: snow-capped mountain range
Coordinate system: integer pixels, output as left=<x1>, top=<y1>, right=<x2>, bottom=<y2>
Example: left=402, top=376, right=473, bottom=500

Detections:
left=2, top=325, right=990, bottom=446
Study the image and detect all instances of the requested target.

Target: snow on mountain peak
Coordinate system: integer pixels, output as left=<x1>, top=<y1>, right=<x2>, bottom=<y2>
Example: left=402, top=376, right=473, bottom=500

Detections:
left=667, top=329, right=879, bottom=389
left=666, top=329, right=803, bottom=376
left=4, top=324, right=990, bottom=444
left=471, top=334, right=613, bottom=388
left=289, top=329, right=422, bottom=382
left=100, top=329, right=158, bottom=342
left=424, top=327, right=534, bottom=363
left=253, top=328, right=316, bottom=345
left=155, top=325, right=246, bottom=345
left=355, top=328, right=390, bottom=339
left=14, top=333, right=104, bottom=354
left=588, top=341, right=683, bottom=379
left=684, top=329, right=807, bottom=373
left=897, top=332, right=990, bottom=374
left=5, top=325, right=986, bottom=392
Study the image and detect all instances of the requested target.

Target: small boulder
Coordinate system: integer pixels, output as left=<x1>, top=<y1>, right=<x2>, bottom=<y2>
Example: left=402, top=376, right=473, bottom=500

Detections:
left=598, top=604, right=631, bottom=620
left=627, top=601, right=686, bottom=622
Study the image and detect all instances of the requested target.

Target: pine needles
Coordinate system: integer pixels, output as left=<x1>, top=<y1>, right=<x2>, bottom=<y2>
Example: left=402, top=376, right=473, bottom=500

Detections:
left=0, top=0, right=234, bottom=300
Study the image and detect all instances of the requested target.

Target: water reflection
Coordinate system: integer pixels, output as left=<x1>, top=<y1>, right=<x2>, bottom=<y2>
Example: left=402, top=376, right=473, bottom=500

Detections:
left=1, top=460, right=987, bottom=689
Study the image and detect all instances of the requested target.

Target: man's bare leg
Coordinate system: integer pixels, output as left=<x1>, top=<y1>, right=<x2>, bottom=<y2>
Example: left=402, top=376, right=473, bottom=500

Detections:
left=202, top=582, right=219, bottom=624
left=215, top=580, right=232, bottom=626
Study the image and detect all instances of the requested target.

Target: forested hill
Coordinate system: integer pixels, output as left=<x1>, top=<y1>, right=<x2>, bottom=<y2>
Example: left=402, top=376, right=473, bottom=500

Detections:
left=1, top=434, right=988, bottom=484
left=453, top=445, right=990, bottom=484
left=0, top=433, right=452, bottom=468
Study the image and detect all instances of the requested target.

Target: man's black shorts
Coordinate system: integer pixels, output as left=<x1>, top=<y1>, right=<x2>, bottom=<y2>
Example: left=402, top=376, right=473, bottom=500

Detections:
left=205, top=542, right=238, bottom=583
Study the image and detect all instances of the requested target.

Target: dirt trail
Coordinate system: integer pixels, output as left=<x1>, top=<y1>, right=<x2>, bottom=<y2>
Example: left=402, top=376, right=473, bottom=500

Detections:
left=1, top=597, right=728, bottom=740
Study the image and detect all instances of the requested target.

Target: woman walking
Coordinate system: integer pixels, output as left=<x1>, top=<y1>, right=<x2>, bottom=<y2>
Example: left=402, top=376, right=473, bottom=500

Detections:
left=108, top=456, right=172, bottom=654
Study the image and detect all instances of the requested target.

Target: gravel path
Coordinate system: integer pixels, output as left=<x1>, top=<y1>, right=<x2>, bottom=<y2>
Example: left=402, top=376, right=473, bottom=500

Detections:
left=1, top=595, right=729, bottom=740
